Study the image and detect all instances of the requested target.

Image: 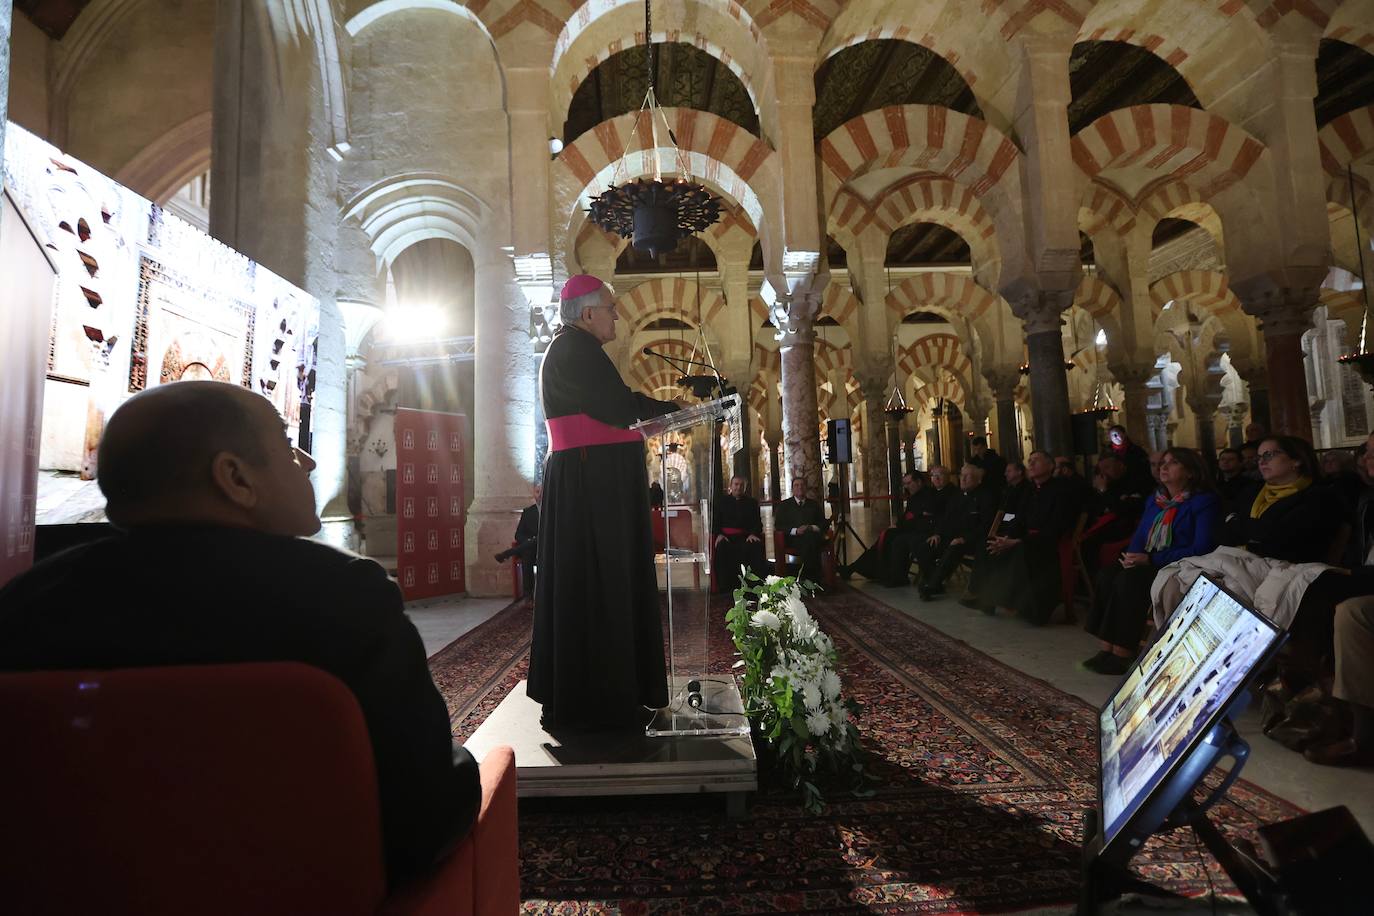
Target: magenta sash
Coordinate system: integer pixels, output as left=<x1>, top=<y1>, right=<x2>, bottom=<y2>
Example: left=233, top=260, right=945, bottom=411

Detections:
left=547, top=413, right=643, bottom=452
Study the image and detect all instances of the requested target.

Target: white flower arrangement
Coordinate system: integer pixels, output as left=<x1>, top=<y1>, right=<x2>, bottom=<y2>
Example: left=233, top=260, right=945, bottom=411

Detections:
left=726, top=569, right=874, bottom=812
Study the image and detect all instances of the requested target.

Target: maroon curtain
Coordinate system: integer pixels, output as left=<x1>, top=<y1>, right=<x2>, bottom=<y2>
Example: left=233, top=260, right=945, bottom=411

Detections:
left=393, top=408, right=468, bottom=600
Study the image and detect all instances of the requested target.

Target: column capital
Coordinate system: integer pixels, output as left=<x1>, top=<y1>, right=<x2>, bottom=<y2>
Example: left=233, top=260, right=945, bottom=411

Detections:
left=1232, top=277, right=1320, bottom=336
left=984, top=367, right=1023, bottom=399
left=1004, top=283, right=1074, bottom=335
left=1109, top=365, right=1156, bottom=388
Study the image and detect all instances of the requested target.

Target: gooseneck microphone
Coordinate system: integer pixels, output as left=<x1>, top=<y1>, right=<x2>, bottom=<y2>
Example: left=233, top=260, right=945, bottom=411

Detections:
left=641, top=347, right=729, bottom=391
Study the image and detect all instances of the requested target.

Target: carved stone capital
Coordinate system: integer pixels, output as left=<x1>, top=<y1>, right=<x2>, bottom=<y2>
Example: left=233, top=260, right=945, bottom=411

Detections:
left=1006, top=287, right=1073, bottom=336
left=1110, top=365, right=1156, bottom=388
left=984, top=368, right=1022, bottom=399
left=1232, top=276, right=1320, bottom=337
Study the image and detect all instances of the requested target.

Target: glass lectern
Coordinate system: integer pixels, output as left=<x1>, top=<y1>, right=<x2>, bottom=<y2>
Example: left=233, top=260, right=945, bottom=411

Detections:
left=633, top=393, right=751, bottom=738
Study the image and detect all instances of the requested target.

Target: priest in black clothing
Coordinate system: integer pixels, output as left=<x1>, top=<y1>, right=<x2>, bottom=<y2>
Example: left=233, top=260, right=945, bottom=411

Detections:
left=841, top=470, right=928, bottom=586
left=969, top=436, right=1006, bottom=490
left=713, top=475, right=769, bottom=593
left=494, top=483, right=540, bottom=596
left=0, top=381, right=480, bottom=890
left=775, top=475, right=828, bottom=579
left=977, top=451, right=1074, bottom=624
left=920, top=464, right=998, bottom=600
left=529, top=275, right=680, bottom=731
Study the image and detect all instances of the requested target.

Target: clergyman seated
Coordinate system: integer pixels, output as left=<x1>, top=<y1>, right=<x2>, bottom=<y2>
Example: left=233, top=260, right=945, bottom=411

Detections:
left=0, top=381, right=481, bottom=890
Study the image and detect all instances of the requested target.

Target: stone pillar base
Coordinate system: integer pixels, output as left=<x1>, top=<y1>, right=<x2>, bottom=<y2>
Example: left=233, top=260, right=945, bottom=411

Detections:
left=465, top=499, right=526, bottom=597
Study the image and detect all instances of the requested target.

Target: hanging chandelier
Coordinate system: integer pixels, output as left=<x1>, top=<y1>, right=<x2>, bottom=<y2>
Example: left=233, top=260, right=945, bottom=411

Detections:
left=585, top=0, right=722, bottom=257
left=1337, top=163, right=1374, bottom=388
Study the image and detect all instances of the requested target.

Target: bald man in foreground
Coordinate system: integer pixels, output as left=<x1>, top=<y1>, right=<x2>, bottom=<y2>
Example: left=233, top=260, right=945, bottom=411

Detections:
left=0, top=381, right=479, bottom=890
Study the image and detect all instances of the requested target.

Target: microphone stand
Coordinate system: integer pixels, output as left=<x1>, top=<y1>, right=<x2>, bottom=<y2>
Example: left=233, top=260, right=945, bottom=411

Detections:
left=642, top=347, right=733, bottom=399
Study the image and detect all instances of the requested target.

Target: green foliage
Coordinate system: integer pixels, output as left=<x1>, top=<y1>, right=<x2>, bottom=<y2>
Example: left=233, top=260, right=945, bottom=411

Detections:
left=726, top=569, right=877, bottom=813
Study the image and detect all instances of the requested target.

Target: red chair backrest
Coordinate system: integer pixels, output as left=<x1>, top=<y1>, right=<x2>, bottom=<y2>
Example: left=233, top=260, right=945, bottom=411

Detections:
left=0, top=663, right=388, bottom=916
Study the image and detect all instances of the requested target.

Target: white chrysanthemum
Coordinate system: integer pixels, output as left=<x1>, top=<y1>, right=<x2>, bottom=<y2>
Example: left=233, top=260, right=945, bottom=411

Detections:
left=801, top=681, right=822, bottom=710
left=821, top=669, right=842, bottom=701
left=750, top=608, right=781, bottom=631
left=806, top=711, right=831, bottom=736
left=815, top=632, right=833, bottom=654
left=765, top=575, right=784, bottom=586
left=829, top=703, right=849, bottom=727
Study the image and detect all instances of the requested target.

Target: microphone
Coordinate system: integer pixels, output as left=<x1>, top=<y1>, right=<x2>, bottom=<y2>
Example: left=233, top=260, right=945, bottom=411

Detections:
left=641, top=347, right=732, bottom=398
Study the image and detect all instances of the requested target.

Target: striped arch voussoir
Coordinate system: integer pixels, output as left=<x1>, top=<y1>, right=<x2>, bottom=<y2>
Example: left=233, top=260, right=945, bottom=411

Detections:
left=1149, top=270, right=1241, bottom=320
left=819, top=105, right=1021, bottom=210
left=1072, top=105, right=1266, bottom=202
left=897, top=332, right=972, bottom=388
left=615, top=277, right=728, bottom=331
left=883, top=272, right=999, bottom=325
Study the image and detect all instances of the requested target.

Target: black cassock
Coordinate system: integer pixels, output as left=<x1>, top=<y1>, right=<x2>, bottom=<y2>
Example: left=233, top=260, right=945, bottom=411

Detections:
left=529, top=325, right=678, bottom=729
left=712, top=495, right=769, bottom=593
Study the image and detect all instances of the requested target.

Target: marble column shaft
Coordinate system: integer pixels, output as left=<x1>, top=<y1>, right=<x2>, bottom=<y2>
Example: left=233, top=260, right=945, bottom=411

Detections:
left=464, top=252, right=536, bottom=596
left=1114, top=368, right=1154, bottom=448
left=857, top=375, right=890, bottom=507
left=780, top=321, right=823, bottom=499
left=1024, top=307, right=1074, bottom=457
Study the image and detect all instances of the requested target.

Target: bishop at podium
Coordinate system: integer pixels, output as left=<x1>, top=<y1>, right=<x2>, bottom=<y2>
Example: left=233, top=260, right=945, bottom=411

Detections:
left=529, top=275, right=680, bottom=730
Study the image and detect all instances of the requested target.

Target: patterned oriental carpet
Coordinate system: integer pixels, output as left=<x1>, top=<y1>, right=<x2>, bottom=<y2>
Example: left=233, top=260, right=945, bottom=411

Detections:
left=429, top=587, right=1303, bottom=914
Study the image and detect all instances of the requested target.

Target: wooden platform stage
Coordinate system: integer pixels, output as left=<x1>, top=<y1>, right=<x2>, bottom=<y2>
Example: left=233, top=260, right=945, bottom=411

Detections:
left=465, top=678, right=758, bottom=815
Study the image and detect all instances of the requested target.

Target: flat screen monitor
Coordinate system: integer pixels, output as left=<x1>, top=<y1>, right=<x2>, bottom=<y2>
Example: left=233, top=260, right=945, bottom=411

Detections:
left=1098, top=574, right=1283, bottom=852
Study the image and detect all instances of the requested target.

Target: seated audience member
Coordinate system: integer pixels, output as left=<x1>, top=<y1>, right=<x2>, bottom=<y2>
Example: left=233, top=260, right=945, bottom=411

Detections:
left=1304, top=595, right=1374, bottom=766
left=1105, top=425, right=1153, bottom=493
left=1054, top=456, right=1094, bottom=519
left=494, top=483, right=540, bottom=596
left=920, top=464, right=997, bottom=600
left=1320, top=448, right=1364, bottom=508
left=961, top=460, right=1029, bottom=609
left=976, top=451, right=1074, bottom=624
left=968, top=436, right=1006, bottom=491
left=1082, top=448, right=1220, bottom=675
left=1239, top=441, right=1263, bottom=481
left=0, top=381, right=480, bottom=889
left=1214, top=447, right=1249, bottom=514
left=712, top=475, right=769, bottom=593
left=1147, top=450, right=1164, bottom=484
left=843, top=471, right=929, bottom=586
left=1078, top=453, right=1149, bottom=572
left=1244, top=421, right=1268, bottom=443
left=775, top=474, right=828, bottom=579
left=1221, top=436, right=1345, bottom=564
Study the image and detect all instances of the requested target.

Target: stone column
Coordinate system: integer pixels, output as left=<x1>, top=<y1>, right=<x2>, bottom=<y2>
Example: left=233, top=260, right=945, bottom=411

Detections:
left=1, top=1, right=10, bottom=165
left=1190, top=400, right=1218, bottom=458
left=1234, top=361, right=1272, bottom=435
left=779, top=316, right=823, bottom=499
left=884, top=416, right=905, bottom=526
left=765, top=430, right=782, bottom=503
left=464, top=249, right=537, bottom=596
left=928, top=406, right=944, bottom=471
left=946, top=403, right=965, bottom=467
left=857, top=373, right=891, bottom=509
left=986, top=369, right=1022, bottom=461
left=1113, top=366, right=1155, bottom=447
left=1019, top=296, right=1074, bottom=457
left=1236, top=285, right=1317, bottom=439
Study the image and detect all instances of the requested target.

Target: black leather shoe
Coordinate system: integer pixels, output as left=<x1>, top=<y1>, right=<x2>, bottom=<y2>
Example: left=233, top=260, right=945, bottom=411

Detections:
left=1304, top=738, right=1374, bottom=767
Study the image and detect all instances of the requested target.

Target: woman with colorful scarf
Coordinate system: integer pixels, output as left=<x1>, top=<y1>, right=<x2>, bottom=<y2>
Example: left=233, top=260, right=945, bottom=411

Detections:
left=1082, top=447, right=1220, bottom=675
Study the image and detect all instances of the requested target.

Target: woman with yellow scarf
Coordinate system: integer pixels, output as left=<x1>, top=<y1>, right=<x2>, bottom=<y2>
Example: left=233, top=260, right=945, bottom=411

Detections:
left=1222, top=436, right=1345, bottom=563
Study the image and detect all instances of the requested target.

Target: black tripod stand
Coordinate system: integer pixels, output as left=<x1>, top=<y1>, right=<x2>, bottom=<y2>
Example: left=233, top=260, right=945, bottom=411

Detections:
left=829, top=462, right=868, bottom=568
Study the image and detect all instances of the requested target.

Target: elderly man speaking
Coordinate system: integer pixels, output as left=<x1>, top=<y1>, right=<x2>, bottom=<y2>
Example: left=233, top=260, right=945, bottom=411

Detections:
left=528, top=275, right=680, bottom=731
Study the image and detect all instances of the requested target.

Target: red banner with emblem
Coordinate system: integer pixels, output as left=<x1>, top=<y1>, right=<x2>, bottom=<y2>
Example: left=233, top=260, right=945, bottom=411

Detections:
left=394, top=408, right=466, bottom=600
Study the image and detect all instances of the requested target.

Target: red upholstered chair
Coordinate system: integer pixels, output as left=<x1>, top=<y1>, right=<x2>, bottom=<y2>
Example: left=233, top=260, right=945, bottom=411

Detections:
left=0, top=663, right=519, bottom=916
left=772, top=528, right=837, bottom=587
left=1057, top=512, right=1090, bottom=623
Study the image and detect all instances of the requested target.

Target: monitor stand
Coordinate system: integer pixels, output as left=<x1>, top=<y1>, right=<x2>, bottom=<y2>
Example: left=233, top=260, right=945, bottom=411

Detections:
left=1078, top=693, right=1286, bottom=915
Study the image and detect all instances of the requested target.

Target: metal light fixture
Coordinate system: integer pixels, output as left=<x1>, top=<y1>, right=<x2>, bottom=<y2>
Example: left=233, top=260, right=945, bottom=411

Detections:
left=585, top=0, right=722, bottom=257
left=1337, top=164, right=1374, bottom=388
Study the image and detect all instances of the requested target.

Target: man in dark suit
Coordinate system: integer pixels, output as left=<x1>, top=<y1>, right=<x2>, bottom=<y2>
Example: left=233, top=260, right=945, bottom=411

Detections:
left=774, top=475, right=828, bottom=579
left=0, top=381, right=480, bottom=890
left=495, top=484, right=540, bottom=596
left=713, top=475, right=769, bottom=593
